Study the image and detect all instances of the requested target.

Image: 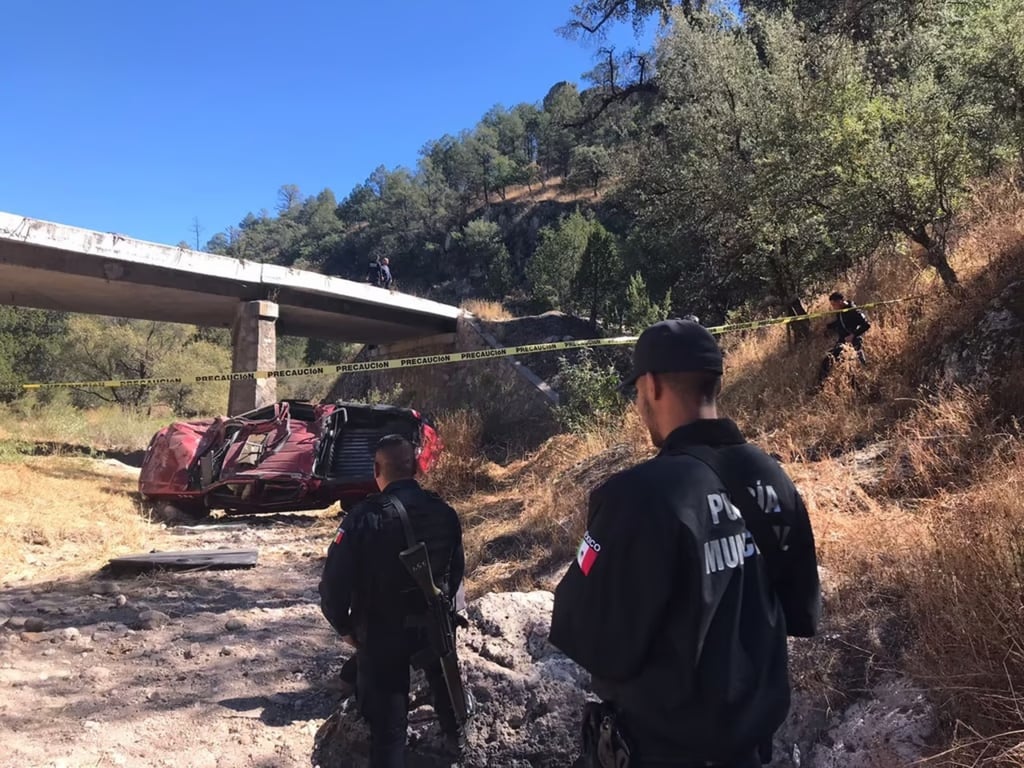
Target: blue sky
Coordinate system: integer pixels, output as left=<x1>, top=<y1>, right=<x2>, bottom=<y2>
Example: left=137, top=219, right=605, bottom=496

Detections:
left=0, top=1, right=656, bottom=247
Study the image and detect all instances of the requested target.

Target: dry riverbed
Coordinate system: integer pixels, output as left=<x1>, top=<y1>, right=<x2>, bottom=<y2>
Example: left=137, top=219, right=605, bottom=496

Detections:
left=0, top=500, right=351, bottom=768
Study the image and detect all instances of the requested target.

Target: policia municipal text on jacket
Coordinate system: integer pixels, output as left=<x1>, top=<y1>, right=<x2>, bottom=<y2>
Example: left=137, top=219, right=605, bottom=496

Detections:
left=550, top=319, right=822, bottom=768
left=318, top=435, right=466, bottom=768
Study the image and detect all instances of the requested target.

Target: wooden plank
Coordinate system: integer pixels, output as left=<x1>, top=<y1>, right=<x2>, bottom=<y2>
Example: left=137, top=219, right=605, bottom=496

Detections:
left=105, top=548, right=259, bottom=574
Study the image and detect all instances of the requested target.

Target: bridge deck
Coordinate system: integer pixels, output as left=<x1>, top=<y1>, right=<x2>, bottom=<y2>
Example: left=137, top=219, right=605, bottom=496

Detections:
left=0, top=211, right=460, bottom=343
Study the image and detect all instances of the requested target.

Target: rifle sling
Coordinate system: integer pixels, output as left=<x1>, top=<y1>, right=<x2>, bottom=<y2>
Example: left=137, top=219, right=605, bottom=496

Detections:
left=382, top=493, right=419, bottom=550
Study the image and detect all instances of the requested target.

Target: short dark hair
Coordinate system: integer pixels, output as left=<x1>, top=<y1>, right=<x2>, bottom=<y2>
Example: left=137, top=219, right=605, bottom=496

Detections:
left=829, top=291, right=845, bottom=302
left=656, top=370, right=722, bottom=405
left=375, top=434, right=416, bottom=478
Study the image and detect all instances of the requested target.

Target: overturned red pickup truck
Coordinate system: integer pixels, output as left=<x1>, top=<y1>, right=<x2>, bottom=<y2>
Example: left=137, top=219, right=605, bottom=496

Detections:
left=138, top=400, right=442, bottom=516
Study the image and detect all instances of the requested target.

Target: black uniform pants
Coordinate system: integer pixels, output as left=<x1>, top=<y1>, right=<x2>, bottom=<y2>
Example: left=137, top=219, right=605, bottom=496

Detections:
left=356, top=628, right=459, bottom=768
left=818, top=336, right=866, bottom=382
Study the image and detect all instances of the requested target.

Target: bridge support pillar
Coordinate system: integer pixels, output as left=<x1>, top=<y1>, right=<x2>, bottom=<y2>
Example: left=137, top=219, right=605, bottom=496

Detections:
left=228, top=300, right=278, bottom=415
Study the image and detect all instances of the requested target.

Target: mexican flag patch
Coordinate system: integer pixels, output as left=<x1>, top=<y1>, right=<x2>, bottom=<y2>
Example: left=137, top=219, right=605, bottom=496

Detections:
left=576, top=530, right=601, bottom=575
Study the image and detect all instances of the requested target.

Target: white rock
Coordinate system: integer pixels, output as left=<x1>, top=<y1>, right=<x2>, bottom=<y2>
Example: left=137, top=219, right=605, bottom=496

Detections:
left=810, top=676, right=935, bottom=768
left=314, top=591, right=589, bottom=768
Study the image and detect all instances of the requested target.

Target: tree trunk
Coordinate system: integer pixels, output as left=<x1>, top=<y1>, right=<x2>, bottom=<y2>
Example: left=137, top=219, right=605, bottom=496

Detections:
left=785, top=297, right=812, bottom=343
left=769, top=240, right=811, bottom=343
left=910, top=225, right=960, bottom=292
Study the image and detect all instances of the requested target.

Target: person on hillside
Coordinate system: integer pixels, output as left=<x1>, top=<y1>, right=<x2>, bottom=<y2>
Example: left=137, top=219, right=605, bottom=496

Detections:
left=550, top=318, right=822, bottom=768
left=817, top=291, right=871, bottom=385
left=367, top=257, right=383, bottom=286
left=380, top=257, right=393, bottom=290
left=318, top=435, right=467, bottom=767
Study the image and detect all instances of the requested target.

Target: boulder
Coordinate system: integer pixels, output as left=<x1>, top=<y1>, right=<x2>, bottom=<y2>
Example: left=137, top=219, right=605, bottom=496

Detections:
left=312, top=591, right=590, bottom=768
left=810, top=676, right=935, bottom=768
left=929, top=280, right=1024, bottom=390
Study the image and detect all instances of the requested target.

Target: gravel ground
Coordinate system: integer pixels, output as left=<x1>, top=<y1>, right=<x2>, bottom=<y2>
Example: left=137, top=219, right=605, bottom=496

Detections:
left=0, top=509, right=352, bottom=768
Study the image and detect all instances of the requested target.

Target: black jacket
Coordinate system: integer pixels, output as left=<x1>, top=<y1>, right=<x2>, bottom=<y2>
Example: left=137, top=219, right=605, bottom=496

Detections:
left=318, top=478, right=464, bottom=639
left=549, top=419, right=821, bottom=764
left=826, top=303, right=870, bottom=340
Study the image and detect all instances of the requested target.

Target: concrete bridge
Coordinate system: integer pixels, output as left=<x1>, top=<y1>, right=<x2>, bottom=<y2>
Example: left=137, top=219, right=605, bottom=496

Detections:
left=0, top=211, right=462, bottom=413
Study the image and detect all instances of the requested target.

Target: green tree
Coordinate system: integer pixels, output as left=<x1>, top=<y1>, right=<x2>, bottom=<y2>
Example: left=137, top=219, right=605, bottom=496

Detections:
left=567, top=145, right=614, bottom=194
left=0, top=308, right=69, bottom=403
left=540, top=82, right=584, bottom=177
left=527, top=209, right=594, bottom=309
left=858, top=67, right=983, bottom=288
left=488, top=249, right=516, bottom=299
left=620, top=7, right=881, bottom=315
left=574, top=223, right=623, bottom=327
left=205, top=232, right=230, bottom=254
left=58, top=317, right=231, bottom=414
left=954, top=0, right=1024, bottom=165
left=622, top=272, right=672, bottom=333
left=456, top=218, right=514, bottom=297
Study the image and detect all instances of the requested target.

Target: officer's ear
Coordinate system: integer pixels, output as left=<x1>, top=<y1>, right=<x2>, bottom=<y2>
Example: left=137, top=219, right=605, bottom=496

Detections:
left=647, top=372, right=666, bottom=402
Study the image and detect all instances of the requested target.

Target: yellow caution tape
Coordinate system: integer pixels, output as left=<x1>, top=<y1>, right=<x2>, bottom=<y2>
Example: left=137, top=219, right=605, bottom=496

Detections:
left=20, top=295, right=921, bottom=390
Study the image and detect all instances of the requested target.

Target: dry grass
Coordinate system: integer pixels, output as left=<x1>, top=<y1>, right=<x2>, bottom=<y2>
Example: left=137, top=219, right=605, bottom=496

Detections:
left=424, top=409, right=495, bottom=499
left=453, top=411, right=651, bottom=596
left=439, top=173, right=1024, bottom=763
left=0, top=404, right=175, bottom=585
left=0, top=402, right=169, bottom=452
left=482, top=176, right=611, bottom=207
left=719, top=174, right=1024, bottom=764
left=901, top=450, right=1024, bottom=766
left=460, top=299, right=514, bottom=322
left=0, top=457, right=156, bottom=586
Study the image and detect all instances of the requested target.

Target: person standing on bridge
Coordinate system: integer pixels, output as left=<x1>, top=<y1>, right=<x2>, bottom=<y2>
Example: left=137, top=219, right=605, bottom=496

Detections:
left=550, top=318, right=821, bottom=768
left=318, top=434, right=467, bottom=766
left=367, top=256, right=383, bottom=286
left=380, top=257, right=393, bottom=290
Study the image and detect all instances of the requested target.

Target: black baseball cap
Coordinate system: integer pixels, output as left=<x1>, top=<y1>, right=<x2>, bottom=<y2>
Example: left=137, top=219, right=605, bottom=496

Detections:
left=619, top=318, right=723, bottom=392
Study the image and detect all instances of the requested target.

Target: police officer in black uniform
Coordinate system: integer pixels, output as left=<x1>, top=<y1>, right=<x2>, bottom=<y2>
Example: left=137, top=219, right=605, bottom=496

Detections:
left=818, top=291, right=871, bottom=385
left=318, top=434, right=466, bottom=768
left=550, top=318, right=821, bottom=768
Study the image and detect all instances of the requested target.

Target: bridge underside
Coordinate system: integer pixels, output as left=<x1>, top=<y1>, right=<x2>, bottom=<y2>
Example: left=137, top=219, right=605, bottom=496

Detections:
left=0, top=212, right=461, bottom=413
left=0, top=240, right=453, bottom=343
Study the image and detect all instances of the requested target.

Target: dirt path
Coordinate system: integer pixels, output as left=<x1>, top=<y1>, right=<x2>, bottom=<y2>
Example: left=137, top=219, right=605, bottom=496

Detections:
left=0, top=508, right=351, bottom=768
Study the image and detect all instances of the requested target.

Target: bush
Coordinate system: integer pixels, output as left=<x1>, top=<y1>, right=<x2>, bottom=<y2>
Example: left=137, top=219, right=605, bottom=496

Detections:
left=552, top=348, right=627, bottom=433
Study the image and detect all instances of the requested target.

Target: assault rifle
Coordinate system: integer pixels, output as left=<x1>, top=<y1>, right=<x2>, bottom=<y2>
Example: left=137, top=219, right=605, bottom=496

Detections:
left=382, top=494, right=469, bottom=727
